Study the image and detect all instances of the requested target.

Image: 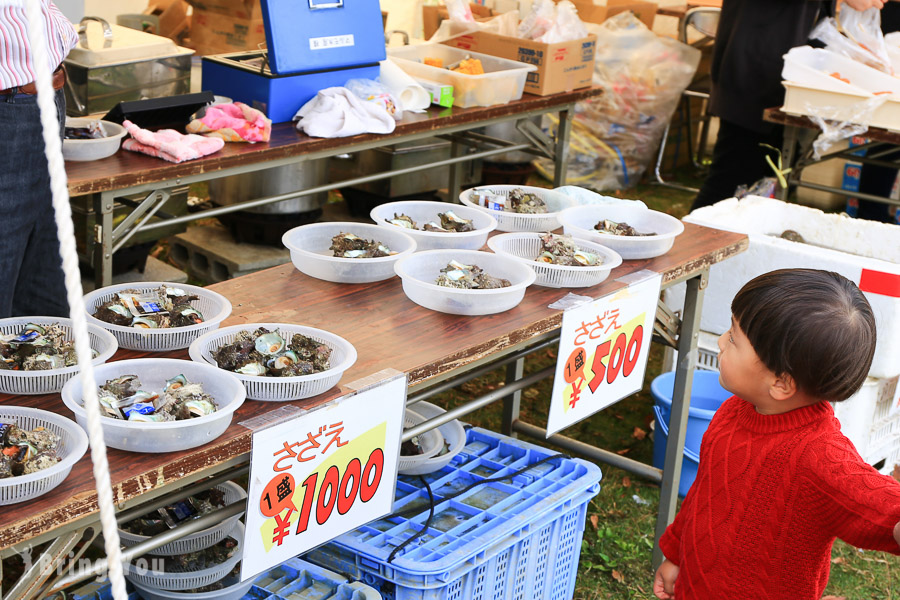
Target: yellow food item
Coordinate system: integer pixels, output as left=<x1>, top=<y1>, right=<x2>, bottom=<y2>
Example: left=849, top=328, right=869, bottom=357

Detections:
left=452, top=58, right=484, bottom=75
left=424, top=57, right=443, bottom=68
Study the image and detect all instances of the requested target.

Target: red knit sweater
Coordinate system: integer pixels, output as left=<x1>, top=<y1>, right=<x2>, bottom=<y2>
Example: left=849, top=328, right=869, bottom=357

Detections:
left=659, top=396, right=900, bottom=600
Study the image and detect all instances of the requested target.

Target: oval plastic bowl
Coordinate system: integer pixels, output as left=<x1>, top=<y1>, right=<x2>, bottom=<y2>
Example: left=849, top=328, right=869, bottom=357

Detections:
left=459, top=185, right=569, bottom=232
left=0, top=316, right=118, bottom=395
left=487, top=233, right=623, bottom=289
left=558, top=204, right=685, bottom=260
left=84, top=282, right=233, bottom=352
left=393, top=249, right=536, bottom=316
left=282, top=222, right=416, bottom=283
left=370, top=200, right=498, bottom=251
left=399, top=401, right=466, bottom=476
left=118, top=481, right=247, bottom=555
left=398, top=408, right=444, bottom=476
left=0, top=406, right=89, bottom=505
left=124, top=522, right=244, bottom=591
left=60, top=358, right=246, bottom=453
left=188, top=323, right=357, bottom=402
left=62, top=118, right=127, bottom=162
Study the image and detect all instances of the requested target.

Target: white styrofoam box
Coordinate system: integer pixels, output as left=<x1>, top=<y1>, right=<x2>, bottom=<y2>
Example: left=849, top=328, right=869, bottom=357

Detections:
left=668, top=197, right=900, bottom=378
left=782, top=82, right=900, bottom=134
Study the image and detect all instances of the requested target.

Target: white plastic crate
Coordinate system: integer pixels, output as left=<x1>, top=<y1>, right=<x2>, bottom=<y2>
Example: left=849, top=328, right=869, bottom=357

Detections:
left=864, top=432, right=900, bottom=475
left=671, top=197, right=900, bottom=378
left=661, top=331, right=721, bottom=374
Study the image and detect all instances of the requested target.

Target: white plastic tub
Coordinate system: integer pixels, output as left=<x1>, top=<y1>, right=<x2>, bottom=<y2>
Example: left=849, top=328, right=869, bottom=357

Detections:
left=282, top=222, right=416, bottom=284
left=84, top=282, right=232, bottom=352
left=677, top=196, right=900, bottom=378
left=188, top=323, right=357, bottom=402
left=0, top=317, right=118, bottom=395
left=387, top=45, right=536, bottom=108
left=487, top=233, right=622, bottom=288
left=62, top=118, right=127, bottom=162
left=0, top=406, right=89, bottom=505
left=558, top=204, right=684, bottom=259
left=370, top=200, right=497, bottom=251
left=400, top=401, right=466, bottom=476
left=124, top=522, right=244, bottom=591
left=782, top=46, right=900, bottom=97
left=118, top=481, right=247, bottom=555
left=459, top=185, right=568, bottom=232
left=60, top=358, right=246, bottom=453
left=393, top=249, right=536, bottom=316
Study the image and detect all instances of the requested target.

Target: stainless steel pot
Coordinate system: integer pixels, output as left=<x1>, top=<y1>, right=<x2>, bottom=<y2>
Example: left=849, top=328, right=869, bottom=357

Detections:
left=481, top=117, right=540, bottom=164
left=208, top=160, right=328, bottom=215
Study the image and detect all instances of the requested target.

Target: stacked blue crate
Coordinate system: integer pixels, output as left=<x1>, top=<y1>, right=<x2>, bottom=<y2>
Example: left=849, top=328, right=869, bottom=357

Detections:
left=305, top=428, right=603, bottom=600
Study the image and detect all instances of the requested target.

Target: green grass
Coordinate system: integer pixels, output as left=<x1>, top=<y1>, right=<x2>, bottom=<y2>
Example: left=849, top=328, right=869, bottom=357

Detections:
left=428, top=169, right=900, bottom=599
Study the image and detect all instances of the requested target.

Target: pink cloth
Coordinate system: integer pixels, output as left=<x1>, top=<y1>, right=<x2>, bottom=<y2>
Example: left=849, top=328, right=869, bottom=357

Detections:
left=121, top=120, right=225, bottom=163
left=186, top=102, right=272, bottom=143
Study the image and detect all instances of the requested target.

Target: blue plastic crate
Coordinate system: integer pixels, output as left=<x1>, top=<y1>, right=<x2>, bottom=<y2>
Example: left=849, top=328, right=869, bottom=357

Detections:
left=305, top=428, right=602, bottom=600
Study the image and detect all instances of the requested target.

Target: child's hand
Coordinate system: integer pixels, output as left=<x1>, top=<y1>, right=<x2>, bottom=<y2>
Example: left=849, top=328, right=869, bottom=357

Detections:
left=653, top=559, right=679, bottom=600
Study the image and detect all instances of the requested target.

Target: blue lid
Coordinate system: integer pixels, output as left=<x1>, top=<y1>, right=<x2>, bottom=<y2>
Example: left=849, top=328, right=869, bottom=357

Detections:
left=261, top=0, right=387, bottom=75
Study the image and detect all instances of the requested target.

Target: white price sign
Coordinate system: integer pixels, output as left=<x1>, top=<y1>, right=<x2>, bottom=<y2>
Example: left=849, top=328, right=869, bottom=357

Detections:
left=240, top=375, right=407, bottom=581
left=546, top=274, right=662, bottom=436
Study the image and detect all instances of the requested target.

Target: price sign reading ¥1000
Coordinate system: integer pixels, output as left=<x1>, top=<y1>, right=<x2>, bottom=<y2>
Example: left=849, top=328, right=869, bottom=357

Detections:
left=240, top=375, right=407, bottom=581
left=546, top=274, right=662, bottom=436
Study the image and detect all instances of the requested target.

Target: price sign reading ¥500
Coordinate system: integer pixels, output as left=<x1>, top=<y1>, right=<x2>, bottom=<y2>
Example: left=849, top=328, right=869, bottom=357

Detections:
left=547, top=273, right=662, bottom=436
left=240, top=375, right=407, bottom=581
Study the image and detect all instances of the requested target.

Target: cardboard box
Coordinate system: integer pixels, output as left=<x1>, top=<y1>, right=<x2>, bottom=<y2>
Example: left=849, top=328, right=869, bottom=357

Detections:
left=189, top=9, right=266, bottom=55
left=443, top=31, right=596, bottom=96
left=157, top=0, right=190, bottom=41
left=571, top=0, right=657, bottom=30
left=186, top=0, right=261, bottom=20
left=422, top=3, right=494, bottom=40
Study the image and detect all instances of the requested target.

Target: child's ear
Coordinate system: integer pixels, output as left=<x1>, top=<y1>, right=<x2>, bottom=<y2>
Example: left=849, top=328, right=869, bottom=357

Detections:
left=769, top=373, right=797, bottom=401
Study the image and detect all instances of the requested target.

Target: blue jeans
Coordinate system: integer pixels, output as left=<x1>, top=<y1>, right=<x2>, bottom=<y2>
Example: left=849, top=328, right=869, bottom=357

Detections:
left=0, top=89, right=69, bottom=318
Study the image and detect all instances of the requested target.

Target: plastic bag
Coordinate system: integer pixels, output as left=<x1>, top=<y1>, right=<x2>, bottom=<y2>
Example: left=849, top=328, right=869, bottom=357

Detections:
left=518, top=0, right=556, bottom=40
left=810, top=8, right=892, bottom=75
left=537, top=0, right=589, bottom=43
left=535, top=13, right=700, bottom=191
left=345, top=78, right=403, bottom=120
left=429, top=10, right=519, bottom=42
left=735, top=177, right=777, bottom=200
left=805, top=94, right=887, bottom=159
left=444, top=0, right=474, bottom=23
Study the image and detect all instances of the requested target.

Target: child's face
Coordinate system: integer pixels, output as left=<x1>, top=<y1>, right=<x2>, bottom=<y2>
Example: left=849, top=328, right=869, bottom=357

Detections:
left=717, top=316, right=776, bottom=403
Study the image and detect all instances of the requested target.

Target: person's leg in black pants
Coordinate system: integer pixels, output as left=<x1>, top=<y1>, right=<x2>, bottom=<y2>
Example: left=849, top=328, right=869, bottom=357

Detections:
left=691, top=120, right=783, bottom=211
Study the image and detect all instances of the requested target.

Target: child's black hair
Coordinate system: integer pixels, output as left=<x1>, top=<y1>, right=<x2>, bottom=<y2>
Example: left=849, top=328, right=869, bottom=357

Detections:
left=731, top=269, right=876, bottom=402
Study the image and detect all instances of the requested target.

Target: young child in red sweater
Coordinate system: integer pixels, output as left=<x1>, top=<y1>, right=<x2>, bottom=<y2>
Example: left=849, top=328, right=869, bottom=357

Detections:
left=653, top=268, right=900, bottom=600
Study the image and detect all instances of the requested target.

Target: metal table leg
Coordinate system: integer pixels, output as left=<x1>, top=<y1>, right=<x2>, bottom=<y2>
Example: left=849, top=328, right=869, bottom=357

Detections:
left=652, top=270, right=708, bottom=569
left=501, top=357, right=525, bottom=437
left=3, top=527, right=95, bottom=600
left=779, top=126, right=799, bottom=201
left=448, top=139, right=464, bottom=203
left=93, top=191, right=115, bottom=288
left=554, top=109, right=573, bottom=187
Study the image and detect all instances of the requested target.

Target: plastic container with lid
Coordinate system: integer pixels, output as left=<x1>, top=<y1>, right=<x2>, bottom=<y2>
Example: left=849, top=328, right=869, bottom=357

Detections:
left=387, top=45, right=536, bottom=108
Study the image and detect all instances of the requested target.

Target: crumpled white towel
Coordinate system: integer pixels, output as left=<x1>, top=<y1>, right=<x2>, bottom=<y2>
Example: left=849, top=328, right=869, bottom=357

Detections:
left=293, top=87, right=395, bottom=138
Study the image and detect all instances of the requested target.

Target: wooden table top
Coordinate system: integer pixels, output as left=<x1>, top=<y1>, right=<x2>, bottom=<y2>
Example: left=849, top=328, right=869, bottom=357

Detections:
left=0, top=222, right=747, bottom=550
left=764, top=107, right=900, bottom=145
left=65, top=87, right=604, bottom=197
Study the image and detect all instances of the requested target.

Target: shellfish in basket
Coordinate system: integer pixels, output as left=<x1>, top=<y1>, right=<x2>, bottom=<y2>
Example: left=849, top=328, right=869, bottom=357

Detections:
left=0, top=322, right=94, bottom=371
left=0, top=423, right=61, bottom=478
left=329, top=232, right=396, bottom=258
left=93, top=285, right=205, bottom=329
left=435, top=260, right=511, bottom=290
left=535, top=233, right=602, bottom=267
left=212, top=327, right=332, bottom=377
left=96, top=374, right=218, bottom=422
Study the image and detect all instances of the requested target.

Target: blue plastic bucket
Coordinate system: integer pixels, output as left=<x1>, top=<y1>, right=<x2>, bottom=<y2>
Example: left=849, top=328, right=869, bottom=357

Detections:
left=651, top=371, right=731, bottom=497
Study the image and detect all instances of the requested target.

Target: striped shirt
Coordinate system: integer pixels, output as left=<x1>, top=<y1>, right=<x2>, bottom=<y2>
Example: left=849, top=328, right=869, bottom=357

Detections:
left=0, top=0, right=78, bottom=89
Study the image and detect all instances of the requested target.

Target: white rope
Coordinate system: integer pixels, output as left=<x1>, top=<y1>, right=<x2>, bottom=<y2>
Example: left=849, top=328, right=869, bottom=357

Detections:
left=22, top=3, right=128, bottom=599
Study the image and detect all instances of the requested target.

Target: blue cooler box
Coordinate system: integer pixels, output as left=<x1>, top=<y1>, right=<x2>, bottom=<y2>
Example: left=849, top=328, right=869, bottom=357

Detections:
left=201, top=0, right=386, bottom=123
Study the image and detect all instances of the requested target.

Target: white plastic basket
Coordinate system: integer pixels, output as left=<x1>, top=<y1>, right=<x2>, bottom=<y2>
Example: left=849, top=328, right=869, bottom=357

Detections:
left=84, top=282, right=232, bottom=352
left=459, top=185, right=568, bottom=232
left=0, top=406, right=89, bottom=505
left=282, top=222, right=416, bottom=284
left=118, top=481, right=247, bottom=555
left=188, top=324, right=358, bottom=402
left=558, top=204, right=684, bottom=259
left=399, top=408, right=444, bottom=475
left=0, top=317, right=118, bottom=395
left=129, top=575, right=255, bottom=600
left=487, top=233, right=623, bottom=288
left=124, top=522, right=244, bottom=591
left=370, top=200, right=497, bottom=251
left=60, top=358, right=246, bottom=453
left=393, top=249, right=536, bottom=316
left=399, top=401, right=466, bottom=476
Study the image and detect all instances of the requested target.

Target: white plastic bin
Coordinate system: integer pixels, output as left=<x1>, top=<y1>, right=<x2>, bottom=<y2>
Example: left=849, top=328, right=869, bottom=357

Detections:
left=670, top=197, right=900, bottom=378
left=387, top=45, right=536, bottom=108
